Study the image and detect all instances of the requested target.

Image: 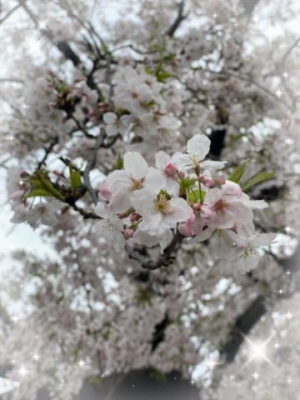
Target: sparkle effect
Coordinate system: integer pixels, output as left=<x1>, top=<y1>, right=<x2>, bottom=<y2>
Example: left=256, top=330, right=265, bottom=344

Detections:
left=252, top=372, right=260, bottom=380
left=242, top=333, right=275, bottom=368
left=18, top=366, right=29, bottom=378
left=204, top=355, right=223, bottom=372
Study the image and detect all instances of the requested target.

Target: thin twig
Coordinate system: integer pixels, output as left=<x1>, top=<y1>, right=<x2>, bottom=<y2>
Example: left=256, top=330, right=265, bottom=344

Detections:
left=37, top=136, right=59, bottom=169
left=83, top=130, right=105, bottom=204
left=68, top=113, right=95, bottom=139
left=0, top=4, right=21, bottom=24
left=280, top=37, right=300, bottom=69
left=67, top=202, right=100, bottom=220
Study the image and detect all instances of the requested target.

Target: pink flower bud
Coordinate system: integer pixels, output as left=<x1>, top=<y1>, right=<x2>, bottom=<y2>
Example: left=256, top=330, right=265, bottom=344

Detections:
left=124, top=228, right=135, bottom=239
left=98, top=102, right=109, bottom=113
left=192, top=203, right=201, bottom=212
left=178, top=212, right=195, bottom=237
left=99, top=181, right=112, bottom=201
left=200, top=205, right=215, bottom=220
left=53, top=170, right=65, bottom=178
left=178, top=222, right=194, bottom=237
left=130, top=213, right=141, bottom=223
left=201, top=176, right=214, bottom=187
left=165, top=161, right=178, bottom=177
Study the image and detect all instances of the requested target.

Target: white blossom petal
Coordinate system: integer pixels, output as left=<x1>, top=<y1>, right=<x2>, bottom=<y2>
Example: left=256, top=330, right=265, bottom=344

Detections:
left=124, top=152, right=148, bottom=179
left=187, top=134, right=210, bottom=160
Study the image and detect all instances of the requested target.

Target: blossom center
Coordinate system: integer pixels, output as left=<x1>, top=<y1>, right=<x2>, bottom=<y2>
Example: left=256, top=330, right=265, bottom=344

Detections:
left=155, top=196, right=170, bottom=214
left=131, top=178, right=144, bottom=190
left=214, top=200, right=226, bottom=212
left=191, top=155, right=200, bottom=168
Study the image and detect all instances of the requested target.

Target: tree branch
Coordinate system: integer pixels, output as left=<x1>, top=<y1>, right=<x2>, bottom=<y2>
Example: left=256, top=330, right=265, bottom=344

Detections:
left=221, top=295, right=266, bottom=362
left=125, top=232, right=183, bottom=270
left=19, top=0, right=82, bottom=66
left=166, top=1, right=188, bottom=37
left=0, top=4, right=21, bottom=24
left=83, top=130, right=105, bottom=204
left=37, top=136, right=59, bottom=169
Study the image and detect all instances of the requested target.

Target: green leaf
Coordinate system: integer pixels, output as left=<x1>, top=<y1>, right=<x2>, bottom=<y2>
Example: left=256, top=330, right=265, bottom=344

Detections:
left=69, top=166, right=82, bottom=189
left=26, top=188, right=53, bottom=198
left=114, top=155, right=124, bottom=170
left=241, top=172, right=275, bottom=191
left=228, top=161, right=249, bottom=183
left=180, top=177, right=196, bottom=191
left=144, top=99, right=156, bottom=108
left=156, top=69, right=173, bottom=82
left=188, top=189, right=206, bottom=203
left=31, top=171, right=64, bottom=201
left=145, top=66, right=153, bottom=75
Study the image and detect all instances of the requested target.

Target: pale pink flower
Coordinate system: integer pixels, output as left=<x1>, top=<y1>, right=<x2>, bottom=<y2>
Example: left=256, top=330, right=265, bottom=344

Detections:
left=205, top=181, right=264, bottom=230
left=223, top=224, right=277, bottom=271
left=173, top=134, right=226, bottom=172
left=131, top=189, right=192, bottom=238
left=26, top=201, right=58, bottom=228
left=95, top=202, right=125, bottom=251
left=155, top=151, right=180, bottom=196
left=103, top=112, right=132, bottom=137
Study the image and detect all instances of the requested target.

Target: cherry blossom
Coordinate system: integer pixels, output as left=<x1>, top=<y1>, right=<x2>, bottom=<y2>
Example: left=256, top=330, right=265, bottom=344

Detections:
left=95, top=202, right=125, bottom=251
left=103, top=112, right=132, bottom=137
left=132, top=189, right=191, bottom=238
left=101, top=152, right=162, bottom=213
left=205, top=181, right=266, bottom=230
left=173, top=134, right=226, bottom=173
left=155, top=151, right=180, bottom=195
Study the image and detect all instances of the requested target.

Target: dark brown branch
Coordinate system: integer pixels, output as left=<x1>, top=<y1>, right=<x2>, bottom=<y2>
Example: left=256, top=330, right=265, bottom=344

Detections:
left=68, top=113, right=95, bottom=139
left=166, top=1, right=188, bottom=37
left=83, top=130, right=105, bottom=204
left=37, top=136, right=59, bottom=169
left=19, top=0, right=82, bottom=67
left=55, top=40, right=81, bottom=66
left=221, top=243, right=300, bottom=363
left=126, top=232, right=183, bottom=270
left=65, top=201, right=100, bottom=220
left=221, top=295, right=266, bottom=362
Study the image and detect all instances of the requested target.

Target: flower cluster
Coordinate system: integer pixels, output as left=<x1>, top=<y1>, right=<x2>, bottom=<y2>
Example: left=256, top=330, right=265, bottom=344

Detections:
left=96, top=134, right=276, bottom=269
left=7, top=169, right=59, bottom=229
left=102, top=65, right=181, bottom=144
